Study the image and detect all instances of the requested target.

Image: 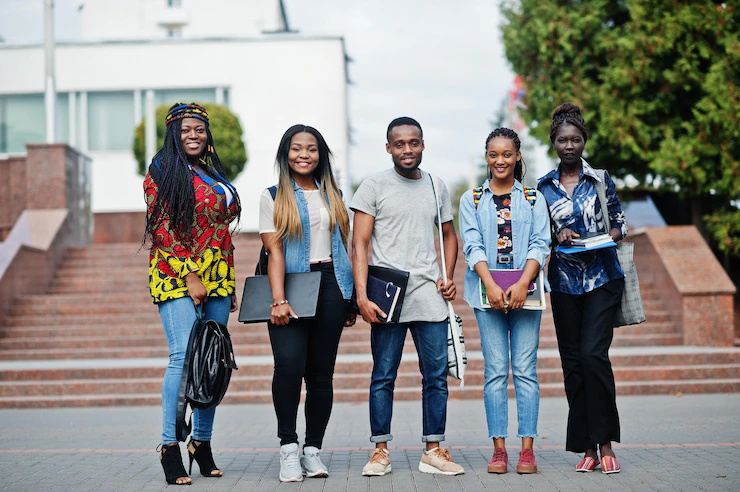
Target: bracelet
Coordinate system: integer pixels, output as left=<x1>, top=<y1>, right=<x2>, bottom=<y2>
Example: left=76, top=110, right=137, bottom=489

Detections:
left=270, top=299, right=289, bottom=308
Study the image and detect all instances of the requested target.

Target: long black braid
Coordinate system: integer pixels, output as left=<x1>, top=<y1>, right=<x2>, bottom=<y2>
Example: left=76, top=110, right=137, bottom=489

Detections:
left=549, top=102, right=589, bottom=143
left=485, top=127, right=527, bottom=182
left=143, top=105, right=241, bottom=249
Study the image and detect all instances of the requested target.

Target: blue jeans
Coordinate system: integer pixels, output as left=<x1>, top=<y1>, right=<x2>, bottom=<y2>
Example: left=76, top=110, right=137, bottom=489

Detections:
left=474, top=307, right=541, bottom=439
left=158, top=296, right=231, bottom=445
left=369, top=320, right=448, bottom=443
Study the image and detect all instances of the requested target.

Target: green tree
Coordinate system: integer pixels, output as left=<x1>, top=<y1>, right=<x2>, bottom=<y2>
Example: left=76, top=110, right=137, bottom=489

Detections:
left=501, top=0, right=740, bottom=254
left=133, top=104, right=248, bottom=181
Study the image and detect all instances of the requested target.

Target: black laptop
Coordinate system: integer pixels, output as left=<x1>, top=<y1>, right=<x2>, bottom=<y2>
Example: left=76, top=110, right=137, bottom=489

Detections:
left=238, top=272, right=322, bottom=323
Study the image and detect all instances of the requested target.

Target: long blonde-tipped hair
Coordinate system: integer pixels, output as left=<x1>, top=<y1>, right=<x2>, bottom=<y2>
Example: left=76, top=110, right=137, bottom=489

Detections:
left=273, top=125, right=350, bottom=245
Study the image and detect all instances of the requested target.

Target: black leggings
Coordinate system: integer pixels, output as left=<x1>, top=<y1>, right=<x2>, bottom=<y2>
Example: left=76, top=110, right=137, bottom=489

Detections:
left=550, top=278, right=624, bottom=453
left=267, top=262, right=348, bottom=448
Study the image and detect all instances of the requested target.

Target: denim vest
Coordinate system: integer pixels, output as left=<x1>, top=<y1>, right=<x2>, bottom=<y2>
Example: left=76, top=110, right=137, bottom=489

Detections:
left=281, top=180, right=354, bottom=300
left=459, top=179, right=552, bottom=310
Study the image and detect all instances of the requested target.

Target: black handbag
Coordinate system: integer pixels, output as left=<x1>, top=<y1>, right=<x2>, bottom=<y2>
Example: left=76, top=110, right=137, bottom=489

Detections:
left=175, top=306, right=238, bottom=442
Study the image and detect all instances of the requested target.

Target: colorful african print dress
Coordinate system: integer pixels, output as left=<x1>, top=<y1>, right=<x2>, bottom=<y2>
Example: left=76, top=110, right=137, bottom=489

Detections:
left=144, top=167, right=238, bottom=303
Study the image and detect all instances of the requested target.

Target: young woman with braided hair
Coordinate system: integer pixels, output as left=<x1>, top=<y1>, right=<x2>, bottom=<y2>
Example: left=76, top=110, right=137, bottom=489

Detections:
left=143, top=102, right=241, bottom=485
left=537, top=103, right=628, bottom=474
left=459, top=128, right=551, bottom=474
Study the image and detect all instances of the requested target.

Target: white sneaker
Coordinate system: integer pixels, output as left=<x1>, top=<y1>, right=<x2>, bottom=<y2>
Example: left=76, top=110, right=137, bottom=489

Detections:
left=279, top=443, right=303, bottom=482
left=362, top=448, right=391, bottom=476
left=301, top=446, right=328, bottom=478
left=419, top=447, right=465, bottom=475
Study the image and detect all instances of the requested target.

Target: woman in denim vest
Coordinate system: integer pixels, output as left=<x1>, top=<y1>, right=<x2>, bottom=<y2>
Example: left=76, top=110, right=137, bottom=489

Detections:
left=258, top=124, right=355, bottom=482
left=459, top=128, right=551, bottom=475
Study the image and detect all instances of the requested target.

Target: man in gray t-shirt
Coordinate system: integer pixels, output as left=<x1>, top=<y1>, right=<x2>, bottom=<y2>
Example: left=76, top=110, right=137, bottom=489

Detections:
left=351, top=117, right=464, bottom=477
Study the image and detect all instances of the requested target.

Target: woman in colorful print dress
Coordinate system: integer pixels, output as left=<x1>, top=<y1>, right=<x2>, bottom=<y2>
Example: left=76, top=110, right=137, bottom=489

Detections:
left=537, top=103, right=628, bottom=474
left=143, top=103, right=241, bottom=485
left=459, top=128, right=551, bottom=475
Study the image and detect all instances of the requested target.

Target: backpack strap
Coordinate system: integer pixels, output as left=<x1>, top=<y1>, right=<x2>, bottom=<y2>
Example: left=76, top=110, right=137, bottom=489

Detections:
left=523, top=186, right=537, bottom=208
left=472, top=186, right=484, bottom=209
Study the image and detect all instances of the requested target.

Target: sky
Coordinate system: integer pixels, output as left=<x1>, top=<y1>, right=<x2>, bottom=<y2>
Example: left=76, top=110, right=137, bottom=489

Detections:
left=0, top=0, right=526, bottom=188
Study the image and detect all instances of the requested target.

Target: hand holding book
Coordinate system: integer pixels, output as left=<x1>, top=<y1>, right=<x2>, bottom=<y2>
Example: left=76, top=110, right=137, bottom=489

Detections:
left=483, top=279, right=509, bottom=313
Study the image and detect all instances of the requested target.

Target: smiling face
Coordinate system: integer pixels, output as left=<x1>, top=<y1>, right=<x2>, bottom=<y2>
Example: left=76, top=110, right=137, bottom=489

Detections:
left=553, top=122, right=586, bottom=166
left=386, top=124, right=424, bottom=176
left=486, top=136, right=520, bottom=184
left=180, top=117, right=207, bottom=164
left=287, top=132, right=320, bottom=179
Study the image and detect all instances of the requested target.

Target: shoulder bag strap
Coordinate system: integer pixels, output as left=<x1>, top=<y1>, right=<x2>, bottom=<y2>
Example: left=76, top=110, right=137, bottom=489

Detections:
left=593, top=169, right=612, bottom=232
left=429, top=174, right=448, bottom=285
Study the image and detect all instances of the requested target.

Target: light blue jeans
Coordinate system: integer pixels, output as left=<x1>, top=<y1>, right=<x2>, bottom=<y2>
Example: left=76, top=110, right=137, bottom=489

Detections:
left=158, top=296, right=231, bottom=445
left=474, top=306, right=541, bottom=439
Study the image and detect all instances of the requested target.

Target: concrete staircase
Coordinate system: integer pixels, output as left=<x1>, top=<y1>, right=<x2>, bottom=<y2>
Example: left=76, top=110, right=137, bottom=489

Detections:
left=1, top=234, right=739, bottom=408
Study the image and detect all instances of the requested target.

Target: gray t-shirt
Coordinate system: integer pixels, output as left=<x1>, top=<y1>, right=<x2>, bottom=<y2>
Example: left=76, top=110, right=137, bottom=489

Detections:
left=351, top=168, right=453, bottom=323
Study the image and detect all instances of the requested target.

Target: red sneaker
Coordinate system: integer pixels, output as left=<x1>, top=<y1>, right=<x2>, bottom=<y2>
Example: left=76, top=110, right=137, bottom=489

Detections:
left=487, top=447, right=508, bottom=474
left=516, top=449, right=537, bottom=474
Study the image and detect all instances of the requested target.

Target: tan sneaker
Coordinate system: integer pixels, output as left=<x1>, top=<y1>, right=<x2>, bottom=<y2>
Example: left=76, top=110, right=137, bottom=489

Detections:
left=362, top=448, right=391, bottom=476
left=418, top=447, right=465, bottom=475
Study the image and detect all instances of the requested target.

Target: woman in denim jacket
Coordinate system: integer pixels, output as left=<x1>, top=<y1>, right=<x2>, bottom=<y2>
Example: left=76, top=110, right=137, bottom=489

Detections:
left=459, top=128, right=551, bottom=475
left=258, top=124, right=355, bottom=482
left=537, top=103, right=628, bottom=474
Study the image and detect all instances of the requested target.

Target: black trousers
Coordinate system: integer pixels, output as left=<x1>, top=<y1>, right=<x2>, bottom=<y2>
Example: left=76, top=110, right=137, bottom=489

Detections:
left=550, top=278, right=624, bottom=453
left=267, top=262, right=348, bottom=448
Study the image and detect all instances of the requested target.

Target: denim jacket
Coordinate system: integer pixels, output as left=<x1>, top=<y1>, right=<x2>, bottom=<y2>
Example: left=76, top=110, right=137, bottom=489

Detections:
left=459, top=179, right=551, bottom=310
left=281, top=179, right=354, bottom=300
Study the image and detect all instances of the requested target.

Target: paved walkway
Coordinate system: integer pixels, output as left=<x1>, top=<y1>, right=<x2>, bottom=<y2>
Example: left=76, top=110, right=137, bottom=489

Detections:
left=1, top=394, right=739, bottom=491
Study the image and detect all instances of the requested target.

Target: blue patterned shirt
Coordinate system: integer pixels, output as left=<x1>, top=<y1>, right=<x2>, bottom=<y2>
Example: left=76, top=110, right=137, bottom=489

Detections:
left=537, top=160, right=628, bottom=295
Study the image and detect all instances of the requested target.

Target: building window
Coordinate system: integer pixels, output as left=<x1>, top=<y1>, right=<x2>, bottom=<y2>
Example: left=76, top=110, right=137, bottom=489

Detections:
left=0, top=95, right=44, bottom=153
left=87, top=91, right=135, bottom=151
left=167, top=27, right=182, bottom=38
left=167, top=0, right=182, bottom=8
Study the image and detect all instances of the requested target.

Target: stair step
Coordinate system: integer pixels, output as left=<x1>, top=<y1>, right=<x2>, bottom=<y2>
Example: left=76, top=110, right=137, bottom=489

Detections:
left=2, top=365, right=738, bottom=398
left=0, top=332, right=685, bottom=359
left=1, top=378, right=738, bottom=408
left=0, top=324, right=680, bottom=351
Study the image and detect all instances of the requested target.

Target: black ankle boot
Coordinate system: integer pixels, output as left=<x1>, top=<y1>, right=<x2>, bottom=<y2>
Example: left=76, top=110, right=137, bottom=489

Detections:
left=187, top=438, right=222, bottom=477
left=158, top=443, right=191, bottom=485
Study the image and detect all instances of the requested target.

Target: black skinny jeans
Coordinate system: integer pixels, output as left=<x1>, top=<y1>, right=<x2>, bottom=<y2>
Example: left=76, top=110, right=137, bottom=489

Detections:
left=267, top=262, right=348, bottom=448
left=550, top=278, right=624, bottom=453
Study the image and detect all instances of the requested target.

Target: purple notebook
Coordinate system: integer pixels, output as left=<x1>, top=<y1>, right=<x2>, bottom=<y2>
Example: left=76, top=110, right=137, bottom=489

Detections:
left=480, top=269, right=546, bottom=310
left=489, top=269, right=534, bottom=292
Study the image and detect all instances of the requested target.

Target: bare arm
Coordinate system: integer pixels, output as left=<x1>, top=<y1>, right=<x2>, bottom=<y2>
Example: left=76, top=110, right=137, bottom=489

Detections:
left=351, top=211, right=386, bottom=323
left=260, top=232, right=296, bottom=325
left=436, top=220, right=458, bottom=300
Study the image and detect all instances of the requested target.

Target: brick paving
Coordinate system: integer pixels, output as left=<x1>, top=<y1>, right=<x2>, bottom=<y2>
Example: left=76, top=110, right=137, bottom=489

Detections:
left=1, top=394, right=739, bottom=491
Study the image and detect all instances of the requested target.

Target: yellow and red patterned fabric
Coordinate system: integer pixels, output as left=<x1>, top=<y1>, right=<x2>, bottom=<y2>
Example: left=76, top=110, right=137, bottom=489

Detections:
left=144, top=168, right=238, bottom=303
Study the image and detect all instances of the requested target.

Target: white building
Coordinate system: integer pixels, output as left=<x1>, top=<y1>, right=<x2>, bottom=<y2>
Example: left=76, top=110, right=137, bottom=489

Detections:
left=0, top=0, right=350, bottom=231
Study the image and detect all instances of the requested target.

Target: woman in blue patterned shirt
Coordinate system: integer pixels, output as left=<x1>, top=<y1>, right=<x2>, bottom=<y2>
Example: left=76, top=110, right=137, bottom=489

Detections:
left=537, top=103, right=628, bottom=475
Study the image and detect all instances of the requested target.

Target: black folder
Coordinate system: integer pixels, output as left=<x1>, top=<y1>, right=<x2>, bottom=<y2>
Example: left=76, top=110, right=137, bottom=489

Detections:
left=238, top=272, right=322, bottom=324
left=352, top=265, right=410, bottom=323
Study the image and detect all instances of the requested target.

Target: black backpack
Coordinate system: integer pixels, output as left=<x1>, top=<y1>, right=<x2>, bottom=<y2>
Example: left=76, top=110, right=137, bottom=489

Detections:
left=254, top=185, right=278, bottom=275
left=176, top=308, right=238, bottom=442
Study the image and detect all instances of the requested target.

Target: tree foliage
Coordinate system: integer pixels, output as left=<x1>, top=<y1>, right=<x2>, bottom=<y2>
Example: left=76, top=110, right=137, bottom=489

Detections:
left=133, top=104, right=248, bottom=181
left=501, top=0, right=740, bottom=254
